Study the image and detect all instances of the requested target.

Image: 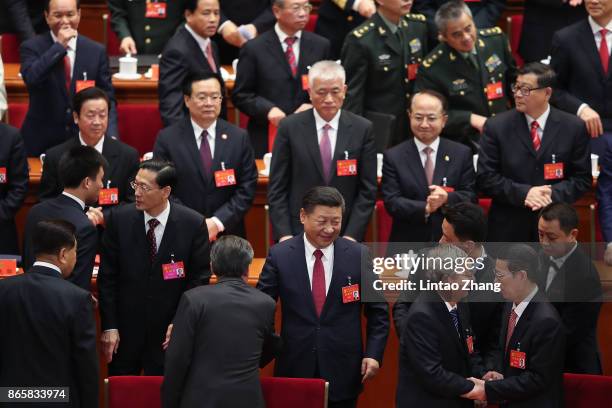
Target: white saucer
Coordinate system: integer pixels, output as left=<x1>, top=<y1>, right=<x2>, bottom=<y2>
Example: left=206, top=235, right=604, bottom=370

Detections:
left=259, top=169, right=270, bottom=177
left=113, top=72, right=142, bottom=80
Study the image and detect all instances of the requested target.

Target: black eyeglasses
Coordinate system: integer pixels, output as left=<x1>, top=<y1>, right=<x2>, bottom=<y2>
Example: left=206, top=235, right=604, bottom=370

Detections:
left=511, top=84, right=546, bottom=96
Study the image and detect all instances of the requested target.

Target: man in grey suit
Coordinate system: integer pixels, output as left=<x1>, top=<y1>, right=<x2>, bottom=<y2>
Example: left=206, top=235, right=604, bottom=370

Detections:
left=162, top=235, right=279, bottom=408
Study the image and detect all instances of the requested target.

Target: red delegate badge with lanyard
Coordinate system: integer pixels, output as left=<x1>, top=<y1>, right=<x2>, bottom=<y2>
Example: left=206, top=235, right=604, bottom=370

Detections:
left=162, top=254, right=185, bottom=280
left=337, top=151, right=357, bottom=177
left=0, top=167, right=7, bottom=184
left=214, top=162, right=237, bottom=187
left=544, top=154, right=564, bottom=180
left=342, top=276, right=360, bottom=303
left=145, top=1, right=167, bottom=18
left=98, top=181, right=119, bottom=205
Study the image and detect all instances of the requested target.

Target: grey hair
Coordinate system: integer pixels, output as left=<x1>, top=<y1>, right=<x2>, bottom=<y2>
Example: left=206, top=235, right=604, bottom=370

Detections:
left=308, top=60, right=346, bottom=89
left=210, top=235, right=254, bottom=278
left=434, top=1, right=472, bottom=34
left=423, top=244, right=470, bottom=282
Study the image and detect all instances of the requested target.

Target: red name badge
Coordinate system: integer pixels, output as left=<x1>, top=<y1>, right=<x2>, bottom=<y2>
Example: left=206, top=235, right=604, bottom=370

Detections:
left=0, top=259, right=17, bottom=277
left=76, top=80, right=95, bottom=93
left=302, top=74, right=309, bottom=90
left=98, top=188, right=119, bottom=205
left=145, top=1, right=167, bottom=18
left=0, top=167, right=6, bottom=184
left=510, top=349, right=527, bottom=369
left=214, top=169, right=237, bottom=187
left=544, top=162, right=564, bottom=180
left=337, top=159, right=357, bottom=176
left=466, top=335, right=474, bottom=354
left=342, top=284, right=360, bottom=303
left=487, top=81, right=504, bottom=100
left=442, top=186, right=455, bottom=193
left=162, top=261, right=185, bottom=280
left=407, top=63, right=418, bottom=81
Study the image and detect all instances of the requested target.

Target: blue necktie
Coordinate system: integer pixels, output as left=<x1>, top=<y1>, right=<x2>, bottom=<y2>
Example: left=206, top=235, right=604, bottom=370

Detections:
left=449, top=308, right=460, bottom=336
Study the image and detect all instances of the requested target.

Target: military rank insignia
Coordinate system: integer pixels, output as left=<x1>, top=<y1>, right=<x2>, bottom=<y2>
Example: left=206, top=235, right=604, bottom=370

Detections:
left=409, top=38, right=422, bottom=54
left=485, top=54, right=502, bottom=73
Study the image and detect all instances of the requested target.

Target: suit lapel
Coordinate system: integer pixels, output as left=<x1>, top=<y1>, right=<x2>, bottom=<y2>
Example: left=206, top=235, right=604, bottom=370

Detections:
left=267, top=31, right=294, bottom=78
left=406, top=141, right=430, bottom=194
left=537, top=108, right=559, bottom=161
left=320, top=238, right=349, bottom=319
left=432, top=139, right=450, bottom=186
left=71, top=36, right=85, bottom=95
left=212, top=120, right=228, bottom=173
left=431, top=293, right=465, bottom=355
left=181, top=118, right=208, bottom=185
left=515, top=111, right=536, bottom=157
left=291, top=236, right=318, bottom=317
left=49, top=33, right=70, bottom=102
left=579, top=21, right=607, bottom=81
left=101, top=137, right=119, bottom=186
left=303, top=112, right=326, bottom=181
left=506, top=300, right=534, bottom=354
left=297, top=32, right=311, bottom=74
left=131, top=210, right=150, bottom=268
left=329, top=111, right=351, bottom=183
left=156, top=205, right=176, bottom=265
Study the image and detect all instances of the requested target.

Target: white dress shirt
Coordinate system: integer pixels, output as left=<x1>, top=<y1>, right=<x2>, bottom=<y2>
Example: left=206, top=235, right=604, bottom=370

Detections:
left=546, top=242, right=578, bottom=291
left=191, top=119, right=216, bottom=157
left=33, top=261, right=62, bottom=275
left=144, top=201, right=171, bottom=251
left=303, top=234, right=334, bottom=295
left=275, top=23, right=302, bottom=66
left=50, top=31, right=77, bottom=78
left=414, top=137, right=440, bottom=169
left=525, top=104, right=551, bottom=143
left=512, top=285, right=539, bottom=324
left=0, top=55, right=7, bottom=113
left=313, top=109, right=341, bottom=158
left=62, top=191, right=85, bottom=210
left=184, top=23, right=212, bottom=57
left=79, top=133, right=105, bottom=154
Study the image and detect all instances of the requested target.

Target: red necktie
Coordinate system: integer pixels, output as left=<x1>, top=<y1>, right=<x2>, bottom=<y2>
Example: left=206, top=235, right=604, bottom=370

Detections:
left=320, top=124, right=332, bottom=183
left=423, top=146, right=434, bottom=185
left=505, top=309, right=518, bottom=350
left=312, top=249, right=326, bottom=317
left=284, top=37, right=298, bottom=77
left=200, top=130, right=213, bottom=179
left=147, top=218, right=160, bottom=262
left=64, top=54, right=71, bottom=92
left=531, top=120, right=540, bottom=151
left=205, top=41, right=217, bottom=73
left=600, top=29, right=609, bottom=75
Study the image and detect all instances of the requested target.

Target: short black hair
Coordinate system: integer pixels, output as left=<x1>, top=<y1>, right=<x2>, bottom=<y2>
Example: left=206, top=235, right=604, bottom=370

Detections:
left=409, top=89, right=448, bottom=114
left=539, top=202, right=579, bottom=234
left=182, top=72, right=223, bottom=96
left=497, top=244, right=538, bottom=281
left=45, top=0, right=81, bottom=12
left=59, top=145, right=108, bottom=189
left=32, top=220, right=76, bottom=257
left=138, top=160, right=177, bottom=189
left=185, top=0, right=218, bottom=13
left=73, top=87, right=109, bottom=116
left=210, top=235, right=254, bottom=278
left=442, top=202, right=487, bottom=242
left=302, top=186, right=346, bottom=214
left=518, top=62, right=557, bottom=88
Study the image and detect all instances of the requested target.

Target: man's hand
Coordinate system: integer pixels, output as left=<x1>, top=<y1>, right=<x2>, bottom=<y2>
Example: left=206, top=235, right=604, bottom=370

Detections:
left=86, top=206, right=104, bottom=227
left=294, top=103, right=313, bottom=113
left=470, top=114, right=487, bottom=134
left=357, top=0, right=376, bottom=18
left=524, top=185, right=552, bottom=211
left=569, top=0, right=583, bottom=6
left=57, top=25, right=77, bottom=48
left=220, top=21, right=247, bottom=47
left=268, top=107, right=286, bottom=127
left=162, top=324, right=173, bottom=350
left=279, top=235, right=293, bottom=242
left=461, top=377, right=487, bottom=401
left=426, top=185, right=449, bottom=213
left=242, top=24, right=258, bottom=40
left=119, top=36, right=138, bottom=55
left=205, top=218, right=220, bottom=241
left=101, top=329, right=120, bottom=363
left=579, top=106, right=603, bottom=138
left=604, top=244, right=612, bottom=266
left=361, top=358, right=380, bottom=383
left=482, top=370, right=504, bottom=381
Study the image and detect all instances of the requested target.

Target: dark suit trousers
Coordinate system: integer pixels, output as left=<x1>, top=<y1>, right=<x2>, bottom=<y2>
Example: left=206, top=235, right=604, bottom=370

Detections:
left=108, top=353, right=164, bottom=376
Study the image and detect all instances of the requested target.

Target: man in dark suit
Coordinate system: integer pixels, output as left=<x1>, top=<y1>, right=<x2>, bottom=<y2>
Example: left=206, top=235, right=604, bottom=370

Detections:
left=0, top=220, right=98, bottom=408
left=477, top=62, right=591, bottom=242
left=154, top=73, right=257, bottom=240
left=159, top=0, right=224, bottom=127
left=0, top=123, right=28, bottom=255
left=0, top=55, right=6, bottom=119
left=396, top=244, right=488, bottom=408
left=268, top=61, right=376, bottom=242
left=24, top=145, right=107, bottom=290
left=466, top=244, right=565, bottom=407
left=382, top=90, right=476, bottom=249
left=537, top=203, right=602, bottom=374
left=258, top=187, right=389, bottom=408
left=39, top=87, right=140, bottom=217
left=232, top=0, right=330, bottom=157
left=19, top=0, right=118, bottom=156
left=98, top=160, right=210, bottom=376
left=163, top=235, right=280, bottom=408
left=0, top=0, right=47, bottom=40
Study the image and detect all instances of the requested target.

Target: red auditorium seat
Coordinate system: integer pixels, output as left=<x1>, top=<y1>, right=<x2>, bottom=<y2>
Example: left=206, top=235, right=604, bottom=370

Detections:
left=506, top=15, right=524, bottom=67
left=306, top=14, right=318, bottom=32
left=7, top=102, right=28, bottom=129
left=564, top=373, right=612, bottom=407
left=0, top=33, right=21, bottom=63
left=117, top=104, right=163, bottom=155
left=261, top=377, right=328, bottom=408
left=105, top=376, right=163, bottom=408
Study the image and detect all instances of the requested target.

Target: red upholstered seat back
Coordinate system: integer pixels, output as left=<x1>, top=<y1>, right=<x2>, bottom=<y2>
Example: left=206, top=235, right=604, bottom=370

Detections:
left=7, top=102, right=28, bottom=128
left=306, top=15, right=318, bottom=32
left=106, top=376, right=163, bottom=408
left=564, top=373, right=612, bottom=407
left=1, top=34, right=21, bottom=63
left=117, top=104, right=163, bottom=155
left=261, top=377, right=327, bottom=408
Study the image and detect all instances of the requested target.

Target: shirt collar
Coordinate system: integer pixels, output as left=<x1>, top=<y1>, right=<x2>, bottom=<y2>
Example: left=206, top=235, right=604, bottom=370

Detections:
left=144, top=201, right=171, bottom=228
left=303, top=233, right=334, bottom=260
left=588, top=16, right=612, bottom=34
left=444, top=301, right=457, bottom=313
left=378, top=12, right=399, bottom=34
left=184, top=23, right=211, bottom=51
left=525, top=104, right=551, bottom=130
left=191, top=119, right=216, bottom=142
left=550, top=242, right=578, bottom=268
left=313, top=109, right=341, bottom=131
left=50, top=31, right=77, bottom=51
left=414, top=136, right=441, bottom=154
left=33, top=261, right=62, bottom=275
left=512, top=285, right=539, bottom=318
left=62, top=191, right=85, bottom=210
left=275, top=23, right=301, bottom=44
left=79, top=132, right=105, bottom=154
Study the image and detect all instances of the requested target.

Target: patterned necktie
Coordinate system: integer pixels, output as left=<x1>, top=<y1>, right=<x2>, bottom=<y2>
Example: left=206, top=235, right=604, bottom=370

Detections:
left=312, top=249, right=326, bottom=317
left=423, top=146, right=434, bottom=185
left=449, top=308, right=460, bottom=336
left=320, top=124, right=332, bottom=183
left=147, top=218, right=160, bottom=262
left=205, top=41, right=218, bottom=73
left=64, top=54, right=71, bottom=92
left=531, top=121, right=541, bottom=151
left=505, top=309, right=518, bottom=350
left=200, top=130, right=213, bottom=179
left=284, top=36, right=298, bottom=77
left=600, top=29, right=609, bottom=75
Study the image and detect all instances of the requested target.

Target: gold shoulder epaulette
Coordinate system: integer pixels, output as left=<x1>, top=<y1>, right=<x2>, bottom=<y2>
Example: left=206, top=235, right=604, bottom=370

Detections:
left=404, top=13, right=426, bottom=22
left=422, top=49, right=444, bottom=69
left=478, top=26, right=503, bottom=36
left=352, top=21, right=375, bottom=38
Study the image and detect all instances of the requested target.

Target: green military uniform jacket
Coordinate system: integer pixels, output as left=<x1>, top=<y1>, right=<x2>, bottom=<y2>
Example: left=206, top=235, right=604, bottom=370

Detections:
left=108, top=0, right=188, bottom=55
left=415, top=27, right=517, bottom=149
left=341, top=12, right=429, bottom=147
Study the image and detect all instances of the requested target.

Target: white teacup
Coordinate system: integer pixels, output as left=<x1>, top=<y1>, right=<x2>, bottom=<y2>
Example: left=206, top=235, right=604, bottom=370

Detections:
left=591, top=153, right=599, bottom=176
left=119, top=54, right=138, bottom=75
left=263, top=152, right=272, bottom=173
left=377, top=153, right=383, bottom=177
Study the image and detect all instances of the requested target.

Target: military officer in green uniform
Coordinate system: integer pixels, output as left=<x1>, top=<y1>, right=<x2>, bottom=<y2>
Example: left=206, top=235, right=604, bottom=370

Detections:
left=415, top=1, right=516, bottom=151
left=341, top=0, right=429, bottom=147
left=108, top=0, right=188, bottom=55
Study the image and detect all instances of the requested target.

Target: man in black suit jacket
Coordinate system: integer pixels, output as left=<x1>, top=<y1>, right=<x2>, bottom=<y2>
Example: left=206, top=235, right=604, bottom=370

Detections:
left=159, top=0, right=225, bottom=127
left=19, top=0, right=118, bottom=156
left=154, top=73, right=257, bottom=239
left=232, top=0, right=330, bottom=157
left=0, top=123, right=28, bottom=255
left=0, top=0, right=47, bottom=40
left=24, top=145, right=107, bottom=290
left=477, top=62, right=591, bottom=242
left=467, top=244, right=565, bottom=408
left=536, top=203, right=602, bottom=374
left=258, top=187, right=389, bottom=408
left=397, top=244, right=487, bottom=408
left=98, top=160, right=210, bottom=376
left=163, top=235, right=280, bottom=408
left=0, top=220, right=98, bottom=408
left=268, top=61, right=376, bottom=242
left=39, top=87, right=139, bottom=216
left=382, top=90, right=476, bottom=249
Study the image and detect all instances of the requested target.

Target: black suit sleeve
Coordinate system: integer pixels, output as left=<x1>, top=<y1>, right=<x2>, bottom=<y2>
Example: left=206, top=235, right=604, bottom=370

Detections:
left=0, top=128, right=28, bottom=222
left=71, top=292, right=99, bottom=408
left=232, top=44, right=277, bottom=120
left=98, top=209, right=121, bottom=330
left=267, top=120, right=294, bottom=239
left=187, top=220, right=211, bottom=287
left=250, top=2, right=274, bottom=33
left=381, top=151, right=427, bottom=219
left=39, top=150, right=61, bottom=201
left=363, top=253, right=390, bottom=364
left=159, top=48, right=190, bottom=126
left=68, top=224, right=98, bottom=290
left=5, top=0, right=35, bottom=40
left=550, top=123, right=591, bottom=203
left=256, top=249, right=280, bottom=302
left=20, top=40, right=67, bottom=87
left=108, top=0, right=132, bottom=40
left=260, top=303, right=282, bottom=368
left=550, top=33, right=583, bottom=114
left=341, top=35, right=368, bottom=115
